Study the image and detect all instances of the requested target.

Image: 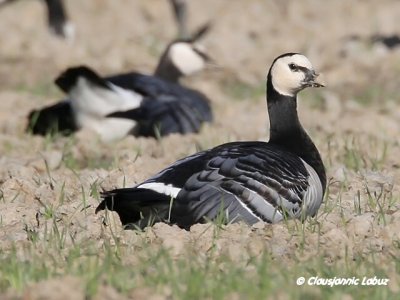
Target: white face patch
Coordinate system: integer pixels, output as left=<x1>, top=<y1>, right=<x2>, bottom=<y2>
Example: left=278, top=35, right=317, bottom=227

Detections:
left=168, top=42, right=206, bottom=76
left=270, top=54, right=314, bottom=97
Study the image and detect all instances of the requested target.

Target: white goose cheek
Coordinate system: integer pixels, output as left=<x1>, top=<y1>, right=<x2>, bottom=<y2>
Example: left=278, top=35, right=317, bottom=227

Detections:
left=271, top=72, right=301, bottom=97
left=169, top=43, right=205, bottom=76
left=296, top=73, right=306, bottom=88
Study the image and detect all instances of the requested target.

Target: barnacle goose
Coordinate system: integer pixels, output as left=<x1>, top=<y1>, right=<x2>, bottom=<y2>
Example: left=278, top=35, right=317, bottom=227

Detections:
left=44, top=0, right=74, bottom=39
left=54, top=63, right=212, bottom=141
left=169, top=0, right=188, bottom=38
left=27, top=27, right=212, bottom=139
left=96, top=53, right=327, bottom=229
left=0, top=0, right=74, bottom=39
left=371, top=34, right=400, bottom=49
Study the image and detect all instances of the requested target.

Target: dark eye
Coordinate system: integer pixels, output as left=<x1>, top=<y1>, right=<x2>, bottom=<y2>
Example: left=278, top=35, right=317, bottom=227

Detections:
left=289, top=63, right=298, bottom=71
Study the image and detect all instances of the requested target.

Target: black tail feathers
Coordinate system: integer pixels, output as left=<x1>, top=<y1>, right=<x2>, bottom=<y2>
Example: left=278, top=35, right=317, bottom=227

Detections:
left=96, top=188, right=172, bottom=228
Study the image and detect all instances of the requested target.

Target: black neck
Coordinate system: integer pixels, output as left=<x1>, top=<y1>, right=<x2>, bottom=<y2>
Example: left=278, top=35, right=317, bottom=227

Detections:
left=266, top=75, right=326, bottom=191
left=45, top=0, right=67, bottom=26
left=268, top=88, right=302, bottom=143
left=154, top=50, right=183, bottom=83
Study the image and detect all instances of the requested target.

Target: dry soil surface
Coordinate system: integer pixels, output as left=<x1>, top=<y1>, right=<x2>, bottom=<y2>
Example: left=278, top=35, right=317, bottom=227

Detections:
left=1, top=0, right=400, bottom=299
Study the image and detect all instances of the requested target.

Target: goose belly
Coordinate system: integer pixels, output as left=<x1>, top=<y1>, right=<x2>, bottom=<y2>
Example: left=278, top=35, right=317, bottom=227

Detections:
left=78, top=115, right=137, bottom=142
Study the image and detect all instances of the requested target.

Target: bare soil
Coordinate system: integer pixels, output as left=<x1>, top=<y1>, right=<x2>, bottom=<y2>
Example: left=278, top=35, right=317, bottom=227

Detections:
left=0, top=0, right=400, bottom=298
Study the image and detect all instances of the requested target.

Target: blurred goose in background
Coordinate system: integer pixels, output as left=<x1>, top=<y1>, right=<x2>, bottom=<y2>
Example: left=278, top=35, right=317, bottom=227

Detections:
left=154, top=24, right=211, bottom=82
left=370, top=34, right=400, bottom=49
left=0, top=0, right=74, bottom=39
left=96, top=53, right=326, bottom=230
left=169, top=0, right=188, bottom=39
left=43, top=0, right=74, bottom=39
left=342, top=33, right=400, bottom=57
left=0, top=0, right=191, bottom=40
left=27, top=24, right=213, bottom=139
left=54, top=59, right=213, bottom=141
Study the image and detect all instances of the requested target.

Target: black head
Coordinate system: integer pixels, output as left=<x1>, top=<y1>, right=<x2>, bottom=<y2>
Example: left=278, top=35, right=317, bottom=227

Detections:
left=54, top=66, right=108, bottom=93
left=154, top=23, right=213, bottom=81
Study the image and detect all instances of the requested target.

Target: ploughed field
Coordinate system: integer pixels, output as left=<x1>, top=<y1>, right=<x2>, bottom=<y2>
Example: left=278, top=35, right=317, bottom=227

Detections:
left=0, top=0, right=399, bottom=299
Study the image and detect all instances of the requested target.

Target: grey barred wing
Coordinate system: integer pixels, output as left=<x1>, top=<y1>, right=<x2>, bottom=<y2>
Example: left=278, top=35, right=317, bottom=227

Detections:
left=97, top=141, right=323, bottom=229
left=172, top=143, right=312, bottom=226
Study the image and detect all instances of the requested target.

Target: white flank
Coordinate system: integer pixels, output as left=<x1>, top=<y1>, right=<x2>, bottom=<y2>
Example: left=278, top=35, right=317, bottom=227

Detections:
left=138, top=182, right=181, bottom=198
left=69, top=77, right=143, bottom=141
left=70, top=78, right=142, bottom=117
left=82, top=118, right=137, bottom=142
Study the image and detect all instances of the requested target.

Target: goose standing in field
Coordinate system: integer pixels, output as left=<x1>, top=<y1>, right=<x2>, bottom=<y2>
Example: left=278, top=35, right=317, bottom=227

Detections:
left=96, top=53, right=326, bottom=229
left=27, top=26, right=213, bottom=139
